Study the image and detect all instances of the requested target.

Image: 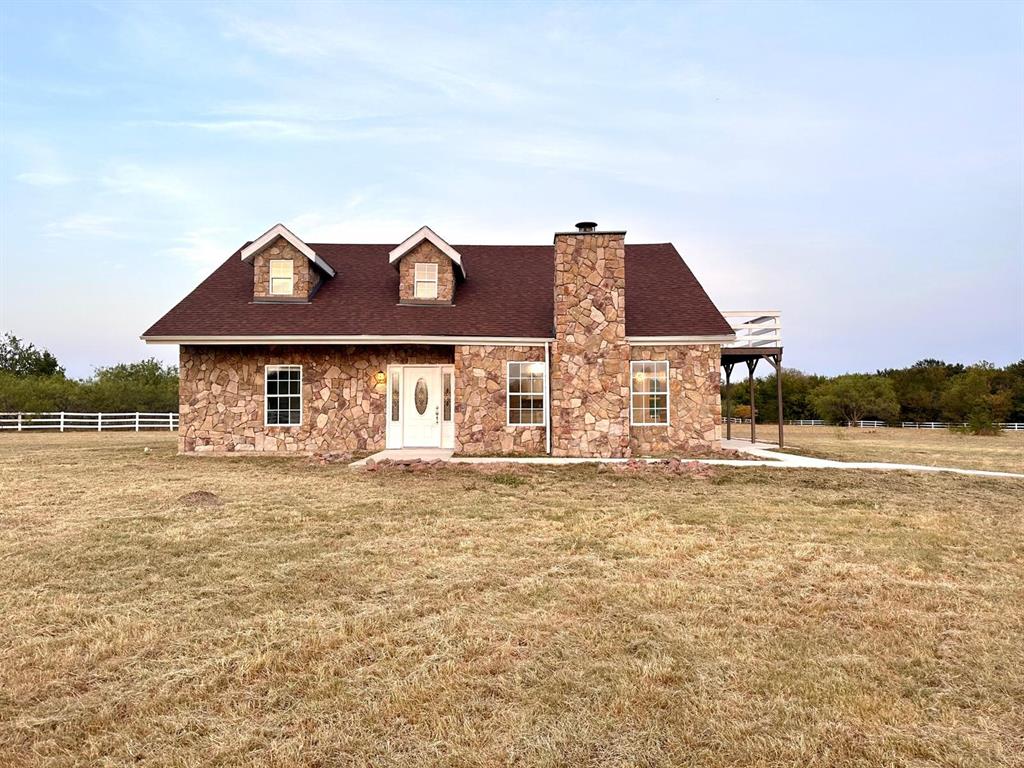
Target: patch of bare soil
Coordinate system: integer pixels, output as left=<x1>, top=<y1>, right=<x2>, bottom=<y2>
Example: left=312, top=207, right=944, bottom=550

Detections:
left=175, top=490, right=223, bottom=507
left=604, top=458, right=716, bottom=479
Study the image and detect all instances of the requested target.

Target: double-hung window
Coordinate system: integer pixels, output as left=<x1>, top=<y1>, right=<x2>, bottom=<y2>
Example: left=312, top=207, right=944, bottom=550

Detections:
left=630, top=360, right=669, bottom=425
left=269, top=260, right=294, bottom=295
left=265, top=365, right=302, bottom=426
left=414, top=263, right=438, bottom=299
left=507, top=361, right=546, bottom=426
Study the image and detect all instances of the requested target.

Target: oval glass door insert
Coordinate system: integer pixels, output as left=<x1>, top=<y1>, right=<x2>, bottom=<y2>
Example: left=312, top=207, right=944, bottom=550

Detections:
left=414, top=378, right=428, bottom=415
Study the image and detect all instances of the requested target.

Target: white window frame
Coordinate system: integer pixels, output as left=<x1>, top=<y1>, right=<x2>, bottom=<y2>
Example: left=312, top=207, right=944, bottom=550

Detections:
left=506, top=360, right=547, bottom=427
left=264, top=364, right=302, bottom=427
left=413, top=262, right=439, bottom=300
left=269, top=259, right=294, bottom=295
left=630, top=360, right=670, bottom=426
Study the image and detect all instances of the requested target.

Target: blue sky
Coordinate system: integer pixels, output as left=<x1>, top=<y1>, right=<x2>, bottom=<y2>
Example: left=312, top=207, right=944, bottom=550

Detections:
left=1, top=1, right=1021, bottom=378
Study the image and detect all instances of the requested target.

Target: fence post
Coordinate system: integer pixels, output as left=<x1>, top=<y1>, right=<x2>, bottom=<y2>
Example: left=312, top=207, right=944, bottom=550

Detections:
left=169, top=413, right=174, bottom=431
left=17, top=413, right=22, bottom=432
left=135, top=412, right=140, bottom=432
left=97, top=413, right=102, bottom=432
left=60, top=412, right=65, bottom=432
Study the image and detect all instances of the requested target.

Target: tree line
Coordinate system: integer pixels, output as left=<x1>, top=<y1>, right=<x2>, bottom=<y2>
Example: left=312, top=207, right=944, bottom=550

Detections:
left=0, top=333, right=178, bottom=413
left=725, top=359, right=1024, bottom=433
left=3, top=334, right=1022, bottom=433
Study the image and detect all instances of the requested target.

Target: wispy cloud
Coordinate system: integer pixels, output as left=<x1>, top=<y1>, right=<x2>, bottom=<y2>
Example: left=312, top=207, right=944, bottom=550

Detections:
left=217, top=12, right=533, bottom=106
left=45, top=214, right=131, bottom=239
left=15, top=170, right=77, bottom=187
left=143, top=116, right=442, bottom=144
left=99, top=163, right=195, bottom=201
left=159, top=227, right=238, bottom=272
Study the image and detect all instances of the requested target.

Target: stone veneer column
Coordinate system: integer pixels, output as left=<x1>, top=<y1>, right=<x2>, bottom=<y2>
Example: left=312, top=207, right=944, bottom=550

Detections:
left=550, top=231, right=631, bottom=457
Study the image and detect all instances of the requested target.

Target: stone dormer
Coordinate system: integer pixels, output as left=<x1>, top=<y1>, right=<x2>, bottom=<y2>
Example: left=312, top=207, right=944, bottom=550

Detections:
left=389, top=225, right=465, bottom=305
left=241, top=224, right=335, bottom=302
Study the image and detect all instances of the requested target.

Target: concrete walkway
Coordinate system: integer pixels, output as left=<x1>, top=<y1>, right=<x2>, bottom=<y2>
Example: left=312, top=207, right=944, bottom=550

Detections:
left=351, top=445, right=1024, bottom=480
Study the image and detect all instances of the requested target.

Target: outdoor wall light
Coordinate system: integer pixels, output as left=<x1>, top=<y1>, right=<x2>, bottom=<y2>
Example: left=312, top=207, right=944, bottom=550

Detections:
left=374, top=371, right=386, bottom=384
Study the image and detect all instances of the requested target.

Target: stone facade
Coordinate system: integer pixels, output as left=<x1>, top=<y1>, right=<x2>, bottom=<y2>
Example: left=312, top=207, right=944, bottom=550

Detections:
left=454, top=345, right=547, bottom=455
left=397, top=241, right=456, bottom=304
left=178, top=345, right=452, bottom=453
left=550, top=232, right=631, bottom=457
left=628, top=344, right=722, bottom=455
left=252, top=236, right=316, bottom=301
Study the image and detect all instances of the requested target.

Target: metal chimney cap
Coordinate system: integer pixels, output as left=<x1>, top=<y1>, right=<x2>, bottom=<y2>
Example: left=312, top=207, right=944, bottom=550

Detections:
left=575, top=221, right=598, bottom=232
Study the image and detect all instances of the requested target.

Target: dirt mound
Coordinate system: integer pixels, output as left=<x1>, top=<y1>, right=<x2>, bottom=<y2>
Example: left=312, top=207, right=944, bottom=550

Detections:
left=176, top=490, right=223, bottom=507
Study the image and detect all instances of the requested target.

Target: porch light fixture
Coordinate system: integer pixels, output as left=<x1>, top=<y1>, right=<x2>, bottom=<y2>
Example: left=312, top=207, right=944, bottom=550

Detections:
left=374, top=371, right=386, bottom=384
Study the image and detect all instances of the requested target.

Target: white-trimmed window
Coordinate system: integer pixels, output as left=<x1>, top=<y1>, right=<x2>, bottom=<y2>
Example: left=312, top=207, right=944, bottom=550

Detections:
left=630, top=360, right=669, bottom=426
left=265, top=365, right=302, bottom=426
left=269, top=260, right=294, bottom=295
left=414, top=262, right=438, bottom=299
left=507, top=361, right=546, bottom=426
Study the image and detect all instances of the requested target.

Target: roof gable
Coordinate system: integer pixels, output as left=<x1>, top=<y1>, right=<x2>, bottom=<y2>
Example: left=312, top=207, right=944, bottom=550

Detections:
left=240, top=223, right=336, bottom=278
left=388, top=225, right=466, bottom=278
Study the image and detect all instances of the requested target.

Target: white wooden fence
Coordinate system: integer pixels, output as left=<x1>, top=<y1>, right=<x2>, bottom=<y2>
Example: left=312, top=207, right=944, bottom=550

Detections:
left=0, top=412, right=178, bottom=432
left=782, top=418, right=1024, bottom=430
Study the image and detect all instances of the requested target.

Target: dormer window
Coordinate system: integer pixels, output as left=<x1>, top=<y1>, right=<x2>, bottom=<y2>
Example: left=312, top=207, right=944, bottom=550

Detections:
left=414, top=263, right=438, bottom=300
left=269, top=260, right=294, bottom=295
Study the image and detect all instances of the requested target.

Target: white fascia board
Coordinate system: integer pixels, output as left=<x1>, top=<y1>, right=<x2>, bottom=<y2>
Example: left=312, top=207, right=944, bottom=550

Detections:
left=142, top=334, right=552, bottom=346
left=627, top=335, right=736, bottom=345
left=388, top=225, right=466, bottom=278
left=240, top=223, right=336, bottom=278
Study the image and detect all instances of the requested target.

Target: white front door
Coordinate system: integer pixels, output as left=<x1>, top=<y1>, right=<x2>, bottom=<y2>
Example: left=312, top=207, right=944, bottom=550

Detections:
left=402, top=366, right=443, bottom=447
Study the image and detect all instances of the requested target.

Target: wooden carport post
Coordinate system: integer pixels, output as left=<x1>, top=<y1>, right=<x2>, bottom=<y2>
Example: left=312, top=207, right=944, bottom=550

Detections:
left=766, top=352, right=784, bottom=448
left=723, top=362, right=734, bottom=440
left=746, top=358, right=758, bottom=444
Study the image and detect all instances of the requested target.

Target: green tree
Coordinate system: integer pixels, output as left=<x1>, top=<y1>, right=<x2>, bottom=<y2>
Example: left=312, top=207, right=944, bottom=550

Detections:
left=810, top=374, right=900, bottom=425
left=0, top=333, right=64, bottom=377
left=84, top=359, right=179, bottom=412
left=882, top=359, right=962, bottom=422
left=940, top=363, right=1012, bottom=432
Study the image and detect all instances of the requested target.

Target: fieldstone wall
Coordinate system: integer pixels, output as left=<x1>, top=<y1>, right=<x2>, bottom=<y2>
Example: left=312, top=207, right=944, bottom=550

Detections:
left=628, top=344, right=722, bottom=454
left=252, top=236, right=315, bottom=300
left=178, top=345, right=452, bottom=453
left=397, top=241, right=456, bottom=303
left=454, top=345, right=547, bottom=455
left=550, top=232, right=631, bottom=457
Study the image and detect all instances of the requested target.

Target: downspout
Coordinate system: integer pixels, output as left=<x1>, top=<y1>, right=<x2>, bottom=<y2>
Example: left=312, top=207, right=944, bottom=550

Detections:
left=545, top=341, right=552, bottom=455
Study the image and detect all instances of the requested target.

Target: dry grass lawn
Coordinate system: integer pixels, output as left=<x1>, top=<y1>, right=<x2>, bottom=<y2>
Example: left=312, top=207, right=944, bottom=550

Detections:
left=1, top=433, right=1022, bottom=767
left=779, top=424, right=1024, bottom=473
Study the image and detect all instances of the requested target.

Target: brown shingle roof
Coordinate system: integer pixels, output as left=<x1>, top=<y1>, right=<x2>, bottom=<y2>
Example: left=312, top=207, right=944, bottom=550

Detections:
left=142, top=242, right=731, bottom=339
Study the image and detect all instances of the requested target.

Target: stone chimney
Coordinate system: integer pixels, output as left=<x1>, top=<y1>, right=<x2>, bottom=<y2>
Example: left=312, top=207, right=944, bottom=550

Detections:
left=550, top=222, right=631, bottom=457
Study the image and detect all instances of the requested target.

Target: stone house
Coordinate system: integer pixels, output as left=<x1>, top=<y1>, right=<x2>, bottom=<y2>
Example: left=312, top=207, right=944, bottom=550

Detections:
left=143, top=222, right=736, bottom=456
